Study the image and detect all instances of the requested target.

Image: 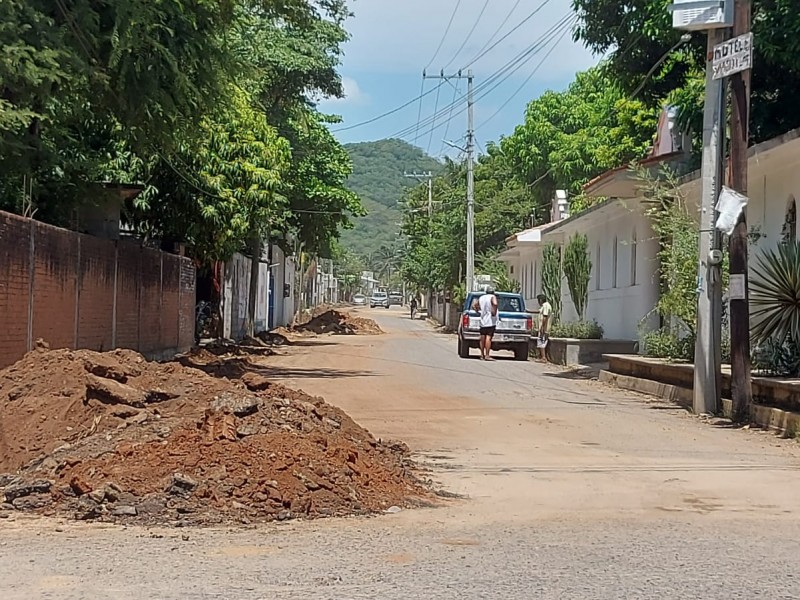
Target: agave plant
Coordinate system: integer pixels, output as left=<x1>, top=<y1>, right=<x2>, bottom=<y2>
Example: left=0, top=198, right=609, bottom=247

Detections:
left=750, top=241, right=800, bottom=345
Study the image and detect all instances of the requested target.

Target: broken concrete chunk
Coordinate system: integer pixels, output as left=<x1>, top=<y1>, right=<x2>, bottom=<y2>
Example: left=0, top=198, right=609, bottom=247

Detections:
left=12, top=493, right=51, bottom=511
left=211, top=393, right=259, bottom=417
left=112, top=505, right=137, bottom=517
left=167, top=473, right=198, bottom=498
left=85, top=374, right=148, bottom=408
left=4, top=479, right=52, bottom=502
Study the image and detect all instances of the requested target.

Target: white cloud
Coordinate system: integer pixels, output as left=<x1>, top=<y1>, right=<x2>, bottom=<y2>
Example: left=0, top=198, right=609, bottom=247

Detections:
left=341, top=0, right=596, bottom=79
left=322, top=76, right=369, bottom=106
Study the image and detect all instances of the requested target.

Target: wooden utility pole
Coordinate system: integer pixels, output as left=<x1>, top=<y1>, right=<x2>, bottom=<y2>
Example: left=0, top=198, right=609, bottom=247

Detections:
left=728, top=0, right=753, bottom=422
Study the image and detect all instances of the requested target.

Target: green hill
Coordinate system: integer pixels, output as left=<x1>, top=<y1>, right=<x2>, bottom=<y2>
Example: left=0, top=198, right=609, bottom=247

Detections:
left=341, top=139, right=442, bottom=257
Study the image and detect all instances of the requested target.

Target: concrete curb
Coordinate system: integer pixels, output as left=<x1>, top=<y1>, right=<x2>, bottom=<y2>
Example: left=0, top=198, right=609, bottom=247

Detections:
left=599, top=370, right=800, bottom=436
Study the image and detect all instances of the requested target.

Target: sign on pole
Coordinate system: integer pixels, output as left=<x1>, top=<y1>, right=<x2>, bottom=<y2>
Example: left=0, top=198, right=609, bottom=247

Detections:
left=712, top=32, right=753, bottom=80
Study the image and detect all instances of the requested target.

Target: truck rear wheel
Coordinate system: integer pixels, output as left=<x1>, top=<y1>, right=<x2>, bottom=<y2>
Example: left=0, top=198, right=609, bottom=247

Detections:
left=458, top=336, right=470, bottom=358
left=514, top=343, right=529, bottom=361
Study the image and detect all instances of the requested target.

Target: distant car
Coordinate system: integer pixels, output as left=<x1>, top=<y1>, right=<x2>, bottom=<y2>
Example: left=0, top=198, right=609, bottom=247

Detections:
left=388, top=293, right=403, bottom=306
left=370, top=291, right=390, bottom=309
left=353, top=294, right=367, bottom=306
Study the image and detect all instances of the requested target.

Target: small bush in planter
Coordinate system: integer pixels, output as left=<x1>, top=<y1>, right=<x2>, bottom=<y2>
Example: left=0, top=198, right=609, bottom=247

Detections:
left=550, top=320, right=604, bottom=340
left=642, top=329, right=694, bottom=361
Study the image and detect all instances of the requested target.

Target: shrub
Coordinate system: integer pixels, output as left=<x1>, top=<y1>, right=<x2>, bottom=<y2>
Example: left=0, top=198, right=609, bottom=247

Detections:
left=550, top=320, right=603, bottom=340
left=563, top=233, right=592, bottom=320
left=642, top=329, right=694, bottom=361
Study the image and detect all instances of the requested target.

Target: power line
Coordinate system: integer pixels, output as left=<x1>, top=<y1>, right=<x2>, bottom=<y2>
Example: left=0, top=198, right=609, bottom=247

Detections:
left=462, top=0, right=555, bottom=69
left=413, top=77, right=426, bottom=144
left=439, top=80, right=462, bottom=156
left=426, top=82, right=443, bottom=153
left=391, top=13, right=574, bottom=141
left=465, top=0, right=523, bottom=67
left=442, top=0, right=490, bottom=70
left=424, top=0, right=463, bottom=71
left=331, top=80, right=446, bottom=133
left=476, top=15, right=577, bottom=131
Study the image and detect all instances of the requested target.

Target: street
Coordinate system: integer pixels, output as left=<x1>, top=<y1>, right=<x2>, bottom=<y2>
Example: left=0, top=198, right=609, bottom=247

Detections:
left=2, top=308, right=800, bottom=599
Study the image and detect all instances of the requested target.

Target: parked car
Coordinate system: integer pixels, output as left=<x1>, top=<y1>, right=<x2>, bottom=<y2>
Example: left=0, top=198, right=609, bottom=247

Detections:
left=457, top=291, right=532, bottom=361
left=370, top=291, right=390, bottom=309
left=388, top=293, right=403, bottom=306
left=353, top=294, right=367, bottom=306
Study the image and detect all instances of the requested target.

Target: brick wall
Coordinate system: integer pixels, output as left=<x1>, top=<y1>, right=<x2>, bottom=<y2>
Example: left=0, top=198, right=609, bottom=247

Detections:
left=0, top=211, right=196, bottom=368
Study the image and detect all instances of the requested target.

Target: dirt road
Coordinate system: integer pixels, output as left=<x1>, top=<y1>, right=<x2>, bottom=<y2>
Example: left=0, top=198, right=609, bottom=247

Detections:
left=2, top=309, right=800, bottom=599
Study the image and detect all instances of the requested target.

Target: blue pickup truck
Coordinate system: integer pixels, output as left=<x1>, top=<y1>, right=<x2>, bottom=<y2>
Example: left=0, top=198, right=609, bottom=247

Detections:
left=457, top=291, right=532, bottom=361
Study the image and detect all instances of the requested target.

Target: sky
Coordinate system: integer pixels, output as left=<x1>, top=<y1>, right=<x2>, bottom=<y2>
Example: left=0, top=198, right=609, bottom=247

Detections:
left=318, top=0, right=601, bottom=158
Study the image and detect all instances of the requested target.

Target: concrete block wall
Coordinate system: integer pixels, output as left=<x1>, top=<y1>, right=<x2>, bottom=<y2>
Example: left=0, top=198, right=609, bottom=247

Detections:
left=0, top=211, right=195, bottom=368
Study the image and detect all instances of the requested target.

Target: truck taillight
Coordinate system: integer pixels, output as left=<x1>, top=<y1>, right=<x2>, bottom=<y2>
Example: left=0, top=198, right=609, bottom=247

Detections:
left=462, top=314, right=470, bottom=328
left=526, top=317, right=533, bottom=331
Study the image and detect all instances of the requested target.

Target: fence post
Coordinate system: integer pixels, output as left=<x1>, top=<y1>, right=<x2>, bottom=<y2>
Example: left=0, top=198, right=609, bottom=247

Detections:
left=74, top=236, right=81, bottom=348
left=112, top=242, right=118, bottom=349
left=26, top=220, right=35, bottom=352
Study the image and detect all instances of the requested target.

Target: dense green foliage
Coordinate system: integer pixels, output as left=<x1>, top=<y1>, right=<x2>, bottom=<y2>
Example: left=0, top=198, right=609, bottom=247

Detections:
left=572, top=0, right=800, bottom=143
left=550, top=320, right=604, bottom=340
left=0, top=0, right=361, bottom=265
left=500, top=67, right=658, bottom=213
left=340, top=139, right=442, bottom=257
left=401, top=143, right=546, bottom=293
left=750, top=242, right=800, bottom=349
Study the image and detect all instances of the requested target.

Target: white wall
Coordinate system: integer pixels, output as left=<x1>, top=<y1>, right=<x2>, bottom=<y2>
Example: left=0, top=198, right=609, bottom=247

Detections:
left=221, top=252, right=270, bottom=339
left=556, top=207, right=659, bottom=340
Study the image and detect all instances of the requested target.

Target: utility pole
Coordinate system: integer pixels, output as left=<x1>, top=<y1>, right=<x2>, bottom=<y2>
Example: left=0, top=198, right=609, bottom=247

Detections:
left=693, top=26, right=726, bottom=416
left=404, top=171, right=433, bottom=219
left=728, top=0, right=753, bottom=422
left=668, top=0, right=735, bottom=416
left=465, top=69, right=475, bottom=293
left=427, top=69, right=475, bottom=291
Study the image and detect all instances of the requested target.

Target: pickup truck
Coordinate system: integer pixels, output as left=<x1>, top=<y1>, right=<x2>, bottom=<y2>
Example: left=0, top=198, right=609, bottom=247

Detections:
left=457, top=291, right=532, bottom=361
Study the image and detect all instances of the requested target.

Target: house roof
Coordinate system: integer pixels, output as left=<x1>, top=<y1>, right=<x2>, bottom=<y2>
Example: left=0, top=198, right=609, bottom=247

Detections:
left=582, top=151, right=687, bottom=199
left=503, top=221, right=561, bottom=247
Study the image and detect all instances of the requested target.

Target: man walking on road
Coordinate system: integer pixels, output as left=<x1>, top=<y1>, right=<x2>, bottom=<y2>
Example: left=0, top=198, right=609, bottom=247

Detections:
left=536, top=293, right=552, bottom=361
left=478, top=287, right=498, bottom=361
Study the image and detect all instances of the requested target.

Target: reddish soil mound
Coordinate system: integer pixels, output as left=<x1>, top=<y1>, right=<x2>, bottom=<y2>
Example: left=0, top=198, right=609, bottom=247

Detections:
left=294, top=309, right=383, bottom=336
left=0, top=347, right=427, bottom=525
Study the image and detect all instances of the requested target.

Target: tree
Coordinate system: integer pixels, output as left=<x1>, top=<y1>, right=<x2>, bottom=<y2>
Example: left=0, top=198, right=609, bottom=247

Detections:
left=563, top=233, right=592, bottom=320
left=571, top=0, right=800, bottom=143
left=541, top=243, right=562, bottom=325
left=501, top=66, right=658, bottom=213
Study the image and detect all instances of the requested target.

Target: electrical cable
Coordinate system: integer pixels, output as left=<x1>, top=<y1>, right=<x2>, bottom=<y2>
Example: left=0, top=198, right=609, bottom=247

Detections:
left=466, top=0, right=523, bottom=67
left=413, top=77, right=426, bottom=144
left=461, top=0, right=554, bottom=69
left=424, top=0, right=463, bottom=70
left=392, top=13, right=574, bottom=141
left=426, top=81, right=443, bottom=153
left=331, top=80, right=446, bottom=133
left=439, top=80, right=462, bottom=156
left=476, top=15, right=577, bottom=131
left=442, top=0, right=490, bottom=70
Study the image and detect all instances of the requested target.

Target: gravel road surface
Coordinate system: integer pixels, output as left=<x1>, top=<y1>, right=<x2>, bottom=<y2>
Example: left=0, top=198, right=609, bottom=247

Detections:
left=2, top=309, right=799, bottom=599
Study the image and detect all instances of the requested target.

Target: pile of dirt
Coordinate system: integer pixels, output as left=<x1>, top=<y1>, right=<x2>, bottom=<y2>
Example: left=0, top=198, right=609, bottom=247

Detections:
left=293, top=309, right=383, bottom=336
left=0, top=346, right=426, bottom=525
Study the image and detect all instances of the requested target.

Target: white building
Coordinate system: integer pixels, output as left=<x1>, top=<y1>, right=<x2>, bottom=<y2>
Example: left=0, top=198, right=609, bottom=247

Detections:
left=501, top=123, right=800, bottom=345
left=220, top=240, right=298, bottom=339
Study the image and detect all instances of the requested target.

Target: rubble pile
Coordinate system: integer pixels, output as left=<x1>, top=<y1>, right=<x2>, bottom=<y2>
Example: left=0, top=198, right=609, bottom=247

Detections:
left=0, top=346, right=425, bottom=525
left=293, top=309, right=383, bottom=336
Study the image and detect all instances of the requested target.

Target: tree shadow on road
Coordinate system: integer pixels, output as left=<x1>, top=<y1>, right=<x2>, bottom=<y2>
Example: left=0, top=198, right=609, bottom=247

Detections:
left=177, top=355, right=375, bottom=381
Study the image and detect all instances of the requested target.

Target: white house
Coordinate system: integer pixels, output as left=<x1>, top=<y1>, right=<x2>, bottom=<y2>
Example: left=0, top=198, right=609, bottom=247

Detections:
left=501, top=121, right=800, bottom=345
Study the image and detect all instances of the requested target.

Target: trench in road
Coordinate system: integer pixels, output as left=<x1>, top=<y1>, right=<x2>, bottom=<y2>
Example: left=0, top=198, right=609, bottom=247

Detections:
left=265, top=308, right=800, bottom=523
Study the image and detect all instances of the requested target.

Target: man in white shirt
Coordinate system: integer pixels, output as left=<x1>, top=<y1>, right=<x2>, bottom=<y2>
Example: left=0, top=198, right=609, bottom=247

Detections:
left=536, top=294, right=552, bottom=361
left=477, top=287, right=498, bottom=361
